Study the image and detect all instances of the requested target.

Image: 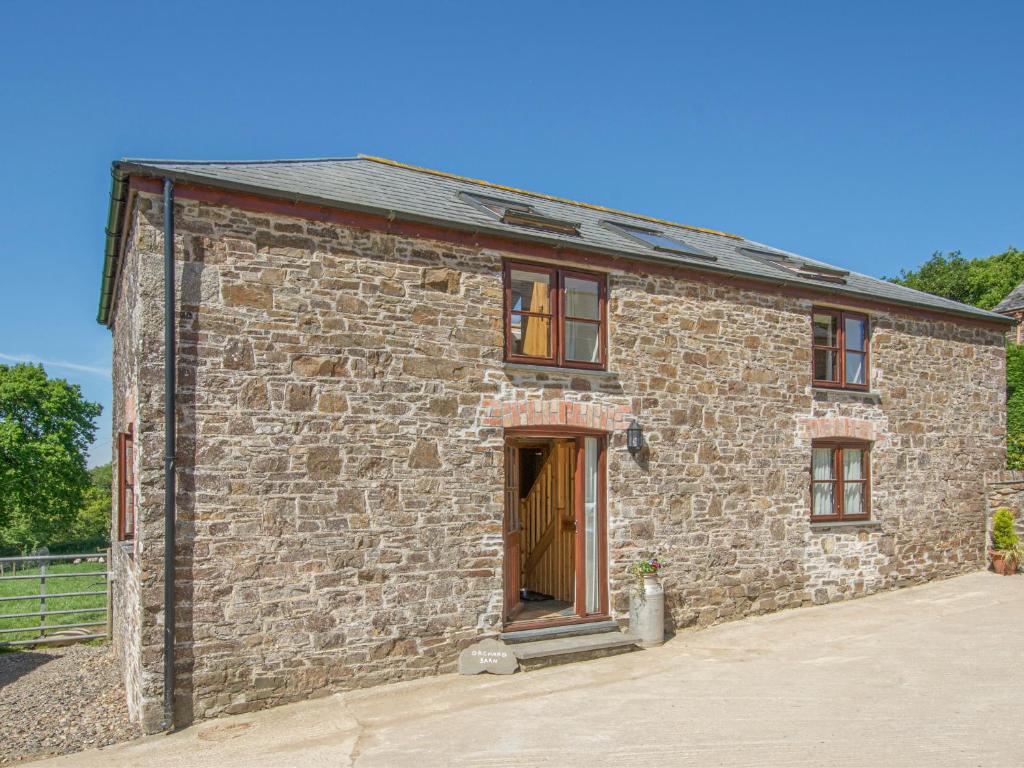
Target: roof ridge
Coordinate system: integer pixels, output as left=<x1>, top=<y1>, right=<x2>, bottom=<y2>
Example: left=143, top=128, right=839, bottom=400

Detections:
left=357, top=155, right=744, bottom=241
left=120, top=156, right=362, bottom=166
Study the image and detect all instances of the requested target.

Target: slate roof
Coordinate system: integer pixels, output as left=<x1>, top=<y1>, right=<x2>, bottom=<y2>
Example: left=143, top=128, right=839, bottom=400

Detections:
left=994, top=280, right=1024, bottom=314
left=99, top=155, right=1010, bottom=326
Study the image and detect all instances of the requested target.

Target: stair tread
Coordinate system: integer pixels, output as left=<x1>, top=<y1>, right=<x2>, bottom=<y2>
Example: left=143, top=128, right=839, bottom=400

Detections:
left=511, top=631, right=641, bottom=660
left=500, top=619, right=619, bottom=644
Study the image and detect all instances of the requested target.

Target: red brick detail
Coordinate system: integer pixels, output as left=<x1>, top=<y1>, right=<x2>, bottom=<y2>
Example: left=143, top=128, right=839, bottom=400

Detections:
left=799, top=417, right=877, bottom=442
left=481, top=399, right=632, bottom=432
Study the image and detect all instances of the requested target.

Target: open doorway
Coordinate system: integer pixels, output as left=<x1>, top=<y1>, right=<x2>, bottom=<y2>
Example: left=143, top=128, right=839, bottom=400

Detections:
left=503, top=432, right=607, bottom=629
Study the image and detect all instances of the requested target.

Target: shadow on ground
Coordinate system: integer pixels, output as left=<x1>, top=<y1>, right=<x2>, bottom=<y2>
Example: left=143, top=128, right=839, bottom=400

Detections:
left=0, top=650, right=55, bottom=688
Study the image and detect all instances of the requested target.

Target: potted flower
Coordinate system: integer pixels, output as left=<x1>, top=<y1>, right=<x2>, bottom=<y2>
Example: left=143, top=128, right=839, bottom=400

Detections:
left=628, top=552, right=665, bottom=647
left=990, top=507, right=1023, bottom=575
left=628, top=552, right=664, bottom=595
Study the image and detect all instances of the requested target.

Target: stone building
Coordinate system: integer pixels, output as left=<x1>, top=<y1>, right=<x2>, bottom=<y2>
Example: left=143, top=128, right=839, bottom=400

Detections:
left=97, top=156, right=1009, bottom=732
left=994, top=279, right=1024, bottom=344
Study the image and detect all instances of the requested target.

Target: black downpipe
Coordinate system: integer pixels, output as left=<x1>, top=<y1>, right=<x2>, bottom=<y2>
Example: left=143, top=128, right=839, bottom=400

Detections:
left=162, top=179, right=177, bottom=731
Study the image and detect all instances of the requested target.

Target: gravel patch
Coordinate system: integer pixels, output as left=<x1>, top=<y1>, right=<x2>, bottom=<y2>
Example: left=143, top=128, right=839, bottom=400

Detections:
left=0, top=644, right=140, bottom=765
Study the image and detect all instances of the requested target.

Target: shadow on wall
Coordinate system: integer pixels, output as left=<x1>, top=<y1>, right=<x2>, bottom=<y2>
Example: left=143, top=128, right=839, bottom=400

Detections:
left=171, top=241, right=201, bottom=729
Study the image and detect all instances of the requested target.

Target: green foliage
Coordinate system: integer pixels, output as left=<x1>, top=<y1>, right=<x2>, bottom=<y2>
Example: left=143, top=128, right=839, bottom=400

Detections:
left=992, top=507, right=1019, bottom=551
left=71, top=463, right=112, bottom=544
left=1003, top=543, right=1024, bottom=572
left=1008, top=433, right=1024, bottom=471
left=887, top=248, right=1024, bottom=310
left=1007, top=345, right=1024, bottom=443
left=0, top=364, right=102, bottom=553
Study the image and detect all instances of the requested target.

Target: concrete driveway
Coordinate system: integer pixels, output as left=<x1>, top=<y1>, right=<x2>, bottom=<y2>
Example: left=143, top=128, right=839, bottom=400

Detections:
left=27, top=571, right=1023, bottom=768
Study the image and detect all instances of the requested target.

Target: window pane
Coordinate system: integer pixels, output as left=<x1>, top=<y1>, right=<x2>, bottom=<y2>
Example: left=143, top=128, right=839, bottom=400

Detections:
left=814, top=349, right=838, bottom=382
left=565, top=321, right=600, bottom=362
left=510, top=313, right=550, bottom=357
left=812, top=483, right=835, bottom=517
left=845, top=351, right=866, bottom=385
left=844, top=316, right=866, bottom=351
left=844, top=483, right=864, bottom=516
left=510, top=269, right=551, bottom=314
left=813, top=313, right=838, bottom=346
left=812, top=448, right=834, bottom=480
left=564, top=276, right=600, bottom=320
left=843, top=449, right=863, bottom=481
left=125, top=488, right=134, bottom=537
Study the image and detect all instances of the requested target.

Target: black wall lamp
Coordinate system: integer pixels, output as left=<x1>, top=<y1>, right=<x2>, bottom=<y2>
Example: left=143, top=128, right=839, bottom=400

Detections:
left=626, top=419, right=644, bottom=454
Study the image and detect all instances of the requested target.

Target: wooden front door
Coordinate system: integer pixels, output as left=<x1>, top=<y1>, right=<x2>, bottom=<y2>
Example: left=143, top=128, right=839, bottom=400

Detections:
left=503, top=443, right=522, bottom=623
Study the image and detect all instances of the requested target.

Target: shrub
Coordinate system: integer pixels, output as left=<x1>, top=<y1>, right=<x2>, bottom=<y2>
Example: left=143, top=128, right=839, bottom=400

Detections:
left=992, top=507, right=1019, bottom=551
left=1009, top=433, right=1024, bottom=471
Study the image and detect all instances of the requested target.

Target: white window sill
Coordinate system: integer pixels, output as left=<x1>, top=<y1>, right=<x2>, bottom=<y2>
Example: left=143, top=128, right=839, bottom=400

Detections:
left=812, top=387, right=881, bottom=403
left=810, top=519, right=882, bottom=531
left=502, top=362, right=617, bottom=378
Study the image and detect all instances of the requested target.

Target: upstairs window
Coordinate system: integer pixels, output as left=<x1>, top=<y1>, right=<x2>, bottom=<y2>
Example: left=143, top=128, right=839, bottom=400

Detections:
left=457, top=191, right=580, bottom=236
left=504, top=261, right=606, bottom=369
left=811, top=441, right=871, bottom=522
left=812, top=308, right=869, bottom=390
left=117, top=426, right=135, bottom=541
left=601, top=220, right=716, bottom=261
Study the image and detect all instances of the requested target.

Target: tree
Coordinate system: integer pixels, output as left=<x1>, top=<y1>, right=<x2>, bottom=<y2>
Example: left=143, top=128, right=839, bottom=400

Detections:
left=71, top=462, right=112, bottom=543
left=887, top=248, right=1024, bottom=310
left=0, top=364, right=102, bottom=552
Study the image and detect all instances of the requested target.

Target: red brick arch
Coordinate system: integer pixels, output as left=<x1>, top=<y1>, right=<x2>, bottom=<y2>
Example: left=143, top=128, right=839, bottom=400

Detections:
left=799, top=416, right=877, bottom=442
left=481, top=398, right=633, bottom=432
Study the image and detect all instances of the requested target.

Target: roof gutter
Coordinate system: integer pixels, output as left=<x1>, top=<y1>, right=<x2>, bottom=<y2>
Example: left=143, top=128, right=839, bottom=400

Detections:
left=98, top=163, right=135, bottom=326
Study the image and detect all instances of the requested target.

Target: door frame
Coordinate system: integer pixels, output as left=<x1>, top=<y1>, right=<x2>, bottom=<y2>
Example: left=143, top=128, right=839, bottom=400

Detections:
left=502, top=426, right=609, bottom=631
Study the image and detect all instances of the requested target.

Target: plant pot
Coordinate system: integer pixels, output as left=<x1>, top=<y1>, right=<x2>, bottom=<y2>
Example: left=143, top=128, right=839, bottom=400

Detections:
left=628, top=574, right=665, bottom=647
left=991, top=550, right=1009, bottom=575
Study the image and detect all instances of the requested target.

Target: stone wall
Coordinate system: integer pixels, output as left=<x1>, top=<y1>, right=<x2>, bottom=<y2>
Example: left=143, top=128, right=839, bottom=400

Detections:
left=110, top=189, right=1006, bottom=731
left=985, top=471, right=1024, bottom=549
left=109, top=208, right=144, bottom=726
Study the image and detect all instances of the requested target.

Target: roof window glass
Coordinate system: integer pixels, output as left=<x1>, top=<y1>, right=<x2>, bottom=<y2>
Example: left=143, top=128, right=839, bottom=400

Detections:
left=456, top=191, right=579, bottom=236
left=741, top=247, right=849, bottom=284
left=601, top=221, right=716, bottom=261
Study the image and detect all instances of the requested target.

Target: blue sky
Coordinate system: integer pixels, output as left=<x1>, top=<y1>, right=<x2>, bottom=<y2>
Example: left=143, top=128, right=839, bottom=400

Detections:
left=1, top=1, right=1021, bottom=466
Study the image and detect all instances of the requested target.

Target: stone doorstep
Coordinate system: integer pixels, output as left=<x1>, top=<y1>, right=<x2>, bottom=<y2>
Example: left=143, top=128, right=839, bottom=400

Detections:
left=499, top=619, right=620, bottom=644
left=511, top=629, right=643, bottom=672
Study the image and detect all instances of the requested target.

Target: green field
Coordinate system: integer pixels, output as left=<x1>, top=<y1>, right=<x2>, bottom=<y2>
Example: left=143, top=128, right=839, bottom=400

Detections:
left=0, top=559, right=107, bottom=647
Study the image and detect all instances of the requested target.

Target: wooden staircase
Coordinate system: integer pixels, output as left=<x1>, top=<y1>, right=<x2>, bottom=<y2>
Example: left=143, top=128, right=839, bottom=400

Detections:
left=518, top=441, right=575, bottom=602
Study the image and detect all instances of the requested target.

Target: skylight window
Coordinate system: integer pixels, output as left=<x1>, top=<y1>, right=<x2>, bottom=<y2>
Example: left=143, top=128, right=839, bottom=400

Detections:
left=600, top=221, right=716, bottom=261
left=456, top=191, right=580, bottom=236
left=740, top=247, right=849, bottom=284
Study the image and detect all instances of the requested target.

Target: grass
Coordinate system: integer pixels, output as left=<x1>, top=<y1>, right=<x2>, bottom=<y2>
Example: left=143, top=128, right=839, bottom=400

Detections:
left=0, top=559, right=107, bottom=647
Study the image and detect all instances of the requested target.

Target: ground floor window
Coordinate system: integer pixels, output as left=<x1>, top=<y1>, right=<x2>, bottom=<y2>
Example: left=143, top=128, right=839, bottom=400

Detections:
left=810, top=441, right=870, bottom=521
left=117, top=426, right=135, bottom=540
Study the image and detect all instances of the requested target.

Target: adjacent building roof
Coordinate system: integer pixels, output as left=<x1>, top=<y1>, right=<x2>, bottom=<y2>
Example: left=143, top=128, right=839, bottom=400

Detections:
left=994, top=280, right=1024, bottom=315
left=98, top=155, right=1011, bottom=326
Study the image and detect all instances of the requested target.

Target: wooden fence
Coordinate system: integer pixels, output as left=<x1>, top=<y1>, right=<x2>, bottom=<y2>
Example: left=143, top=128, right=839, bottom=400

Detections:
left=0, top=551, right=111, bottom=648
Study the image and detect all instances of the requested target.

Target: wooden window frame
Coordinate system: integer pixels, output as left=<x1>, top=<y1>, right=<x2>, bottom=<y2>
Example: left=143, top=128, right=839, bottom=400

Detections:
left=812, top=307, right=870, bottom=391
left=503, top=261, right=607, bottom=370
left=117, top=426, right=135, bottom=541
left=810, top=439, right=871, bottom=522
